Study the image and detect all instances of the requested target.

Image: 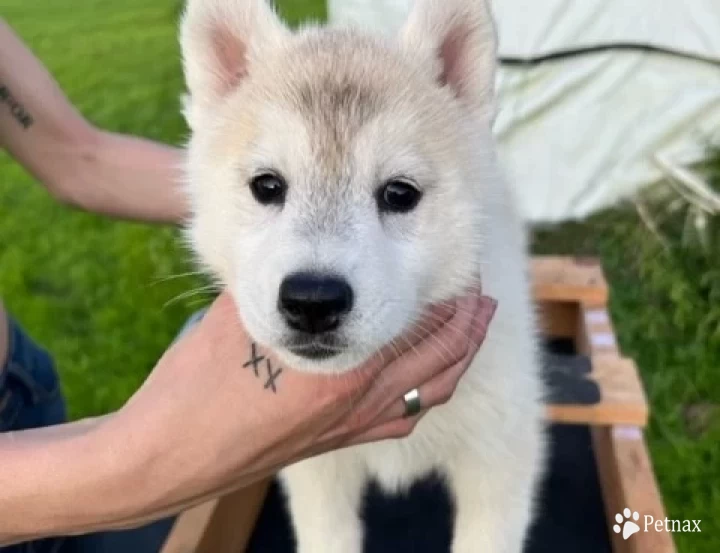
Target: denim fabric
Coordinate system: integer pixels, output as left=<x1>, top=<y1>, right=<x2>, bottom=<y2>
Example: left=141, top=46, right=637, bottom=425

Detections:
left=0, top=317, right=65, bottom=434
left=0, top=314, right=187, bottom=553
left=172, top=308, right=207, bottom=343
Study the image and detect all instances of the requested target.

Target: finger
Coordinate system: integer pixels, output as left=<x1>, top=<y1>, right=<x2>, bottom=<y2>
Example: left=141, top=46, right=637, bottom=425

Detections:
left=288, top=299, right=461, bottom=417
left=337, top=293, right=483, bottom=433
left=393, top=299, right=458, bottom=352
left=376, top=370, right=458, bottom=424
left=467, top=296, right=497, bottom=351
left=360, top=300, right=457, bottom=373
left=371, top=353, right=469, bottom=425
left=319, top=294, right=496, bottom=444
left=344, top=410, right=428, bottom=446
left=359, top=295, right=498, bottom=428
left=380, top=292, right=484, bottom=396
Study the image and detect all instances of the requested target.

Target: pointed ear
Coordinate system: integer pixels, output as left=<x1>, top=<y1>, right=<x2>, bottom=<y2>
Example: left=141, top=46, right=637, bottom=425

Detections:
left=180, top=0, right=289, bottom=127
left=399, top=0, right=497, bottom=120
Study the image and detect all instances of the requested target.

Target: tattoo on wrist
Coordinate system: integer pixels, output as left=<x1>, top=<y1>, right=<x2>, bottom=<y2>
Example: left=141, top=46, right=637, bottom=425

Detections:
left=0, top=83, right=34, bottom=129
left=243, top=342, right=283, bottom=393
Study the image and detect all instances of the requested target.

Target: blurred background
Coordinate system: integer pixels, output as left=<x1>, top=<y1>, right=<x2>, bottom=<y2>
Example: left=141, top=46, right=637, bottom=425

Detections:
left=0, top=0, right=718, bottom=551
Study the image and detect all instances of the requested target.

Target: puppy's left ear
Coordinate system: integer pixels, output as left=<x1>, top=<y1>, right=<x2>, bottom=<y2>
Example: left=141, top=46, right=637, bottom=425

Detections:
left=398, top=0, right=498, bottom=121
left=180, top=0, right=290, bottom=129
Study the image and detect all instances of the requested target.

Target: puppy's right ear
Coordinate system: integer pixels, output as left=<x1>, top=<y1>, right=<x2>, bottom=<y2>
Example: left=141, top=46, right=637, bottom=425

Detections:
left=180, top=0, right=289, bottom=128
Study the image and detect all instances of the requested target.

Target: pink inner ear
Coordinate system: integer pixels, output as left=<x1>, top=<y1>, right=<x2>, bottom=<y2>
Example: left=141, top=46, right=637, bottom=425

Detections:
left=213, top=26, right=248, bottom=95
left=439, top=24, right=472, bottom=99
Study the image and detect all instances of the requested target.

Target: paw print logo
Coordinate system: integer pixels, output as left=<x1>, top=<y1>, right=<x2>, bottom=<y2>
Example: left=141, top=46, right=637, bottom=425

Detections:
left=613, top=508, right=641, bottom=540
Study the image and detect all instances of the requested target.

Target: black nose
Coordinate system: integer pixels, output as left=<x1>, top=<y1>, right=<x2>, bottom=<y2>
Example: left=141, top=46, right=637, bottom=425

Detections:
left=278, top=273, right=354, bottom=334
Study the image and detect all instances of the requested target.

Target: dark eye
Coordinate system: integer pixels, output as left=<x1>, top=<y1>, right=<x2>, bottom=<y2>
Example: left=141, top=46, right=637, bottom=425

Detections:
left=250, top=172, right=287, bottom=205
left=377, top=179, right=422, bottom=213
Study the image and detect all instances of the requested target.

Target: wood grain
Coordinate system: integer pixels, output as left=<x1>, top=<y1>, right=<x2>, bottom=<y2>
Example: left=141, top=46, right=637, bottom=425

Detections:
left=159, top=480, right=270, bottom=553
left=593, top=426, right=677, bottom=553
left=546, top=356, right=649, bottom=427
left=532, top=256, right=609, bottom=307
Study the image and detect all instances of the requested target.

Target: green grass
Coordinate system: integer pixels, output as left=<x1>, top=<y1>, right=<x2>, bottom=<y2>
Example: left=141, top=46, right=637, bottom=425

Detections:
left=0, top=1, right=717, bottom=551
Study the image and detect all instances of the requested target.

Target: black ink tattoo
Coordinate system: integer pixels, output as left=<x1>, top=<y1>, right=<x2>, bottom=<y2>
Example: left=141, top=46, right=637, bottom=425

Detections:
left=263, top=359, right=283, bottom=394
left=0, top=84, right=34, bottom=129
left=244, top=342, right=283, bottom=393
left=242, top=342, right=265, bottom=376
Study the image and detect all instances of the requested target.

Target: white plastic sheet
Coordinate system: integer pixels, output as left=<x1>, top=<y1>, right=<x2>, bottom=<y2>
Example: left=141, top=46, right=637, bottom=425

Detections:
left=328, top=0, right=720, bottom=222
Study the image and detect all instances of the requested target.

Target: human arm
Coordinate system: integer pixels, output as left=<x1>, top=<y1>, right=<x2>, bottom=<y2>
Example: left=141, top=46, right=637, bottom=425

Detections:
left=0, top=291, right=496, bottom=544
left=0, top=17, right=187, bottom=223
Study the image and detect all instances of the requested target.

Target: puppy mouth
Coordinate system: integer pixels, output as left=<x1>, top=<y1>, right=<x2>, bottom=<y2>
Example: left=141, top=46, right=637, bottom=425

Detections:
left=285, top=335, right=347, bottom=360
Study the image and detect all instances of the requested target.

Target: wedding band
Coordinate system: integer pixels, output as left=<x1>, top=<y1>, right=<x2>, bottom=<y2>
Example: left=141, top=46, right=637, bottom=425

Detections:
left=402, top=388, right=422, bottom=417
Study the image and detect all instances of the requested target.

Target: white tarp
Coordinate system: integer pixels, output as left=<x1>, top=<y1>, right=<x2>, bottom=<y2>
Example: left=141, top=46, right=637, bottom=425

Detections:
left=328, top=0, right=720, bottom=222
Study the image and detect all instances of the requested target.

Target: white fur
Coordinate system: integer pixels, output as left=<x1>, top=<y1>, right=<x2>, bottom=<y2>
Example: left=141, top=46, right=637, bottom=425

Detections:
left=180, top=0, right=546, bottom=551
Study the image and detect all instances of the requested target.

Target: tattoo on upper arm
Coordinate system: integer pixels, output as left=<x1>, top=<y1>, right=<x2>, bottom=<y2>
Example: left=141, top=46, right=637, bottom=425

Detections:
left=244, top=342, right=283, bottom=393
left=0, top=83, right=34, bottom=129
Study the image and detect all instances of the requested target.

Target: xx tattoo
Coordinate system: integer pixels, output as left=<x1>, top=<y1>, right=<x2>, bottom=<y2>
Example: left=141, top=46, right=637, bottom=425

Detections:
left=242, top=342, right=264, bottom=376
left=244, top=342, right=283, bottom=393
left=0, top=83, right=34, bottom=129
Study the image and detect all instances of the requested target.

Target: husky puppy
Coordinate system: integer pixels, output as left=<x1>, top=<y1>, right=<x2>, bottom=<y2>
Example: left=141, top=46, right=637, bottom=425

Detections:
left=179, top=0, right=545, bottom=551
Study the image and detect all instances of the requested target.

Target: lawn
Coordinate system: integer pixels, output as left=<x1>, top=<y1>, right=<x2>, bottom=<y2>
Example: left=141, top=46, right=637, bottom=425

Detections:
left=1, top=1, right=717, bottom=551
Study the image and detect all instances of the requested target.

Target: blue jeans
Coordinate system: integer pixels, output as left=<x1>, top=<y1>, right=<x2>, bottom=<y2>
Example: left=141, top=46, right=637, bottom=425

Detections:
left=0, top=315, right=178, bottom=553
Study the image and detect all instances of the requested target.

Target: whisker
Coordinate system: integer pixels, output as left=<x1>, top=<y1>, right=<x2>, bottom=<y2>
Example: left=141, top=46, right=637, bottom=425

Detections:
left=147, top=270, right=209, bottom=287
left=162, top=285, right=220, bottom=310
left=402, top=325, right=453, bottom=366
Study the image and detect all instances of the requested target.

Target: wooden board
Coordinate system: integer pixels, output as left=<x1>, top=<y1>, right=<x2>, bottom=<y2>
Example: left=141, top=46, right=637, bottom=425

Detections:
left=160, top=500, right=219, bottom=553
left=593, top=426, right=677, bottom=553
left=558, top=257, right=674, bottom=553
left=160, top=480, right=270, bottom=553
left=535, top=301, right=579, bottom=339
left=536, top=258, right=648, bottom=427
left=531, top=256, right=609, bottom=307
left=545, top=355, right=648, bottom=427
left=579, top=305, right=621, bottom=357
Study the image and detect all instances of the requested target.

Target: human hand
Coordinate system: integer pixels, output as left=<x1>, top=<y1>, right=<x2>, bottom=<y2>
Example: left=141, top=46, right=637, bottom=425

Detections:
left=104, top=288, right=497, bottom=522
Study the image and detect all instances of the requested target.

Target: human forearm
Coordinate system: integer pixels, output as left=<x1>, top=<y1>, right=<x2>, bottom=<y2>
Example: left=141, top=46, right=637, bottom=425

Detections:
left=0, top=391, right=273, bottom=546
left=0, top=18, right=188, bottom=223
left=53, top=130, right=188, bottom=223
left=0, top=416, right=139, bottom=545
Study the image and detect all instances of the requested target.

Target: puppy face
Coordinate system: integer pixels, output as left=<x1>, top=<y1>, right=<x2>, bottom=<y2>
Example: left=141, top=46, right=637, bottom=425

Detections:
left=181, top=0, right=498, bottom=373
